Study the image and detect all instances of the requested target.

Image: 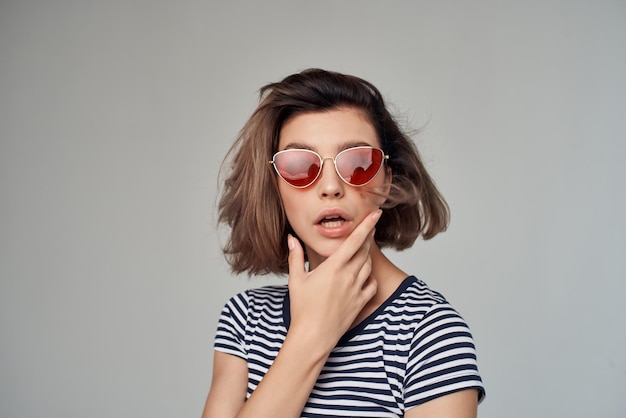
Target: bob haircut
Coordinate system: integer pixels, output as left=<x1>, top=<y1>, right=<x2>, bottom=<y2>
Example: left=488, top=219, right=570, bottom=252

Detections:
left=218, top=68, right=449, bottom=276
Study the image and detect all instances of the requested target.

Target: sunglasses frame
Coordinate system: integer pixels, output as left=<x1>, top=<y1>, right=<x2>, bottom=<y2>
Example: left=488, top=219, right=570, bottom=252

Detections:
left=269, top=146, right=389, bottom=188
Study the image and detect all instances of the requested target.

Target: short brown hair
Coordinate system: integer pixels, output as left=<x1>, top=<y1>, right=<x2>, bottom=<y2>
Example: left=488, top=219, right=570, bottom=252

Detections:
left=218, top=69, right=449, bottom=276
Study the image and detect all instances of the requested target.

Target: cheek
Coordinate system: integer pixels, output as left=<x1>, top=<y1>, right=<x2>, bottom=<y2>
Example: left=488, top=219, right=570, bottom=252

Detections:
left=361, top=175, right=391, bottom=207
left=354, top=189, right=383, bottom=212
left=278, top=184, right=301, bottom=222
left=278, top=182, right=293, bottom=205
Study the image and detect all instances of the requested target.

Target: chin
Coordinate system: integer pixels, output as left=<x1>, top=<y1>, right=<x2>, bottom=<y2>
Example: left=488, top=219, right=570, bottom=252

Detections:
left=306, top=241, right=343, bottom=264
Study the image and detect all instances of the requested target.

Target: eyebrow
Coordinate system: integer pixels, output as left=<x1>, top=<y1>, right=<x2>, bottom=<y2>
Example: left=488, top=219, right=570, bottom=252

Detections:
left=282, top=140, right=375, bottom=152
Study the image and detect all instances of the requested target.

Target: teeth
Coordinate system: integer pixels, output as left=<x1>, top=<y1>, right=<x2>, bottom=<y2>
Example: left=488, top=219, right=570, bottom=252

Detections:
left=320, top=217, right=345, bottom=228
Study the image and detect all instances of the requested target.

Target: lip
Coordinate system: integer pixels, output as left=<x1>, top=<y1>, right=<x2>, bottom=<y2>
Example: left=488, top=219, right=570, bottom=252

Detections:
left=314, top=207, right=352, bottom=224
left=314, top=208, right=353, bottom=238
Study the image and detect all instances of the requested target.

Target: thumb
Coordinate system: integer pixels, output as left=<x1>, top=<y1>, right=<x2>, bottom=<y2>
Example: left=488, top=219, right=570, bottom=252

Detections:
left=287, top=234, right=306, bottom=279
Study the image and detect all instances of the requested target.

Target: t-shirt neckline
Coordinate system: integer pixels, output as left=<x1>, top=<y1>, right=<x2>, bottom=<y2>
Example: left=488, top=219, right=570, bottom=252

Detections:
left=282, top=275, right=417, bottom=346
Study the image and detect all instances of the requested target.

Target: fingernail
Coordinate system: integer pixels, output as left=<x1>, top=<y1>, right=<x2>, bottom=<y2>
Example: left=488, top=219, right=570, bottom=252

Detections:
left=287, top=234, right=295, bottom=250
left=371, top=210, right=382, bottom=221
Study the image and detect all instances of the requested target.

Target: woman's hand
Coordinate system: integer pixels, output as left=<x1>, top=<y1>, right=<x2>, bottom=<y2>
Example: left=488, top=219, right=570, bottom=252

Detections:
left=204, top=210, right=383, bottom=418
left=286, top=209, right=381, bottom=353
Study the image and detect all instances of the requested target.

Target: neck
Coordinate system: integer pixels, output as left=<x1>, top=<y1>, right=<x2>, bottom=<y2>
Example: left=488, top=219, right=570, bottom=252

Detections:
left=354, top=245, right=409, bottom=328
left=307, top=243, right=407, bottom=295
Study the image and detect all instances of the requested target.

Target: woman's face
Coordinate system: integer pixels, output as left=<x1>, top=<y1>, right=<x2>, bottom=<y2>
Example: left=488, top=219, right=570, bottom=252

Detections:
left=276, top=107, right=389, bottom=269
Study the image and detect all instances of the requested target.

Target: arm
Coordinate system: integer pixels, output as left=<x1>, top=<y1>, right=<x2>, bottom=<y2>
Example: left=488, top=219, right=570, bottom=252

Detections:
left=224, top=322, right=334, bottom=418
left=202, top=332, right=330, bottom=418
left=405, top=389, right=478, bottom=418
left=202, top=210, right=382, bottom=418
left=202, top=351, right=247, bottom=418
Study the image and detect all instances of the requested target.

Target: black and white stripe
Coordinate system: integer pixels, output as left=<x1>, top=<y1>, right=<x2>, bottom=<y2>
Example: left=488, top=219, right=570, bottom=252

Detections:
left=214, top=276, right=484, bottom=417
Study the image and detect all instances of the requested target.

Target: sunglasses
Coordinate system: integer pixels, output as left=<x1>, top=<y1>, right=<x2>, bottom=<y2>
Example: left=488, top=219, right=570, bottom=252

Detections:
left=269, top=146, right=389, bottom=188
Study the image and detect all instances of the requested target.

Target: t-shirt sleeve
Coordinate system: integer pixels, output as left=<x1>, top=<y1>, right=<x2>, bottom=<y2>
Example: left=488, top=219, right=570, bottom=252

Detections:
left=213, top=292, right=248, bottom=360
left=404, top=302, right=485, bottom=408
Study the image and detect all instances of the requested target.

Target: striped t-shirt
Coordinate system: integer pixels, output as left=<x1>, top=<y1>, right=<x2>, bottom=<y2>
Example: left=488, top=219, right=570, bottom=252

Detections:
left=214, top=276, right=485, bottom=417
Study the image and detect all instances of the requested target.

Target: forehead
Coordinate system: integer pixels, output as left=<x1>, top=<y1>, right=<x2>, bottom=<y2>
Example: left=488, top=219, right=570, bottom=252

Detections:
left=278, top=107, right=379, bottom=152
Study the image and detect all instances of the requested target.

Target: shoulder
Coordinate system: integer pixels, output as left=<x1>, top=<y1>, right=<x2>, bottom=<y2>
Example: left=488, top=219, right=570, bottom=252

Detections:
left=222, top=284, right=288, bottom=317
left=388, top=276, right=451, bottom=319
left=401, top=276, right=449, bottom=305
left=390, top=277, right=477, bottom=347
left=229, top=284, right=288, bottom=304
left=401, top=278, right=486, bottom=407
left=215, top=284, right=289, bottom=354
left=405, top=277, right=472, bottom=329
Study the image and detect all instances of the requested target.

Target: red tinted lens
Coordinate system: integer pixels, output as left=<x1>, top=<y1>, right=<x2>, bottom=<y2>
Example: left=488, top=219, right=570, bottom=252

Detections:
left=336, top=147, right=384, bottom=185
left=273, top=149, right=321, bottom=187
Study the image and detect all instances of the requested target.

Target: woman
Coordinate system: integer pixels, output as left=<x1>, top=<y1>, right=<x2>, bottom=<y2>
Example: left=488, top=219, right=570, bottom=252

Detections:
left=203, top=69, right=485, bottom=417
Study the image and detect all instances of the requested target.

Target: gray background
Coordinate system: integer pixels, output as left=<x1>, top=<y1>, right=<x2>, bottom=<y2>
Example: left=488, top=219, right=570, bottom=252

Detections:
left=1, top=1, right=625, bottom=417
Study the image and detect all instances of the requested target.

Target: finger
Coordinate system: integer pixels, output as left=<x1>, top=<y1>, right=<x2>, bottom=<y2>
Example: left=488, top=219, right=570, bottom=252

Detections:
left=332, top=210, right=382, bottom=264
left=287, top=234, right=306, bottom=280
left=354, top=254, right=372, bottom=288
left=345, top=231, right=372, bottom=270
left=360, top=275, right=378, bottom=303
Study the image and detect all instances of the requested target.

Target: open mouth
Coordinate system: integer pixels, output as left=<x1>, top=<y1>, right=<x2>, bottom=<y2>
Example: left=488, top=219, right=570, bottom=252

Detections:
left=319, top=216, right=346, bottom=228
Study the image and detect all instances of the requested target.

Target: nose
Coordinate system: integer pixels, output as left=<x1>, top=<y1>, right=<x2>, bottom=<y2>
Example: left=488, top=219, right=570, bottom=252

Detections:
left=317, top=157, right=344, bottom=198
